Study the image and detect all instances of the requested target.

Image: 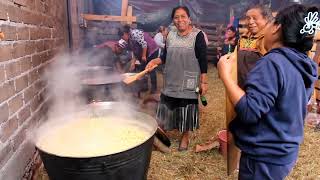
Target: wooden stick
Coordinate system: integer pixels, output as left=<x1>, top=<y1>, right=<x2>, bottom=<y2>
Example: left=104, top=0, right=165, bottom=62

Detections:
left=123, top=65, right=158, bottom=84
left=81, top=14, right=137, bottom=22
left=153, top=137, right=171, bottom=153
left=226, top=50, right=241, bottom=175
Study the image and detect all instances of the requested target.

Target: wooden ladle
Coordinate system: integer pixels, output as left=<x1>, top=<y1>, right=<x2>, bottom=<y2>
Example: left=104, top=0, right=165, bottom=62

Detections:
left=123, top=65, right=158, bottom=85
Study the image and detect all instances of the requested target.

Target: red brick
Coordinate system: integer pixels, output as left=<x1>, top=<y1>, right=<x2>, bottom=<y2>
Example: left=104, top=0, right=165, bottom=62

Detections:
left=37, top=65, right=46, bottom=76
left=17, top=27, right=29, bottom=40
left=12, top=127, right=26, bottom=152
left=14, top=0, right=27, bottom=7
left=31, top=53, right=41, bottom=68
left=39, top=28, right=51, bottom=39
left=12, top=42, right=26, bottom=59
left=39, top=87, right=46, bottom=101
left=15, top=74, right=28, bottom=93
left=55, top=38, right=66, bottom=48
left=8, top=94, right=23, bottom=115
left=29, top=27, right=39, bottom=40
left=41, top=52, right=49, bottom=64
left=35, top=0, right=43, bottom=13
left=20, top=9, right=32, bottom=25
left=0, top=65, right=5, bottom=83
left=7, top=4, right=22, bottom=23
left=5, top=61, right=21, bottom=79
left=25, top=41, right=36, bottom=55
left=47, top=49, right=55, bottom=60
left=34, top=79, right=45, bottom=91
left=0, top=103, right=9, bottom=124
left=39, top=101, right=48, bottom=120
left=44, top=39, right=54, bottom=50
left=0, top=81, right=15, bottom=102
left=51, top=28, right=58, bottom=38
left=0, top=2, right=8, bottom=20
left=31, top=96, right=41, bottom=112
left=28, top=69, right=39, bottom=84
left=19, top=56, right=32, bottom=73
left=0, top=143, right=13, bottom=169
left=23, top=12, right=44, bottom=26
left=35, top=40, right=45, bottom=52
left=23, top=85, right=35, bottom=103
left=0, top=24, right=17, bottom=41
left=0, top=44, right=13, bottom=62
left=30, top=110, right=41, bottom=125
left=26, top=0, right=35, bottom=10
left=43, top=16, right=54, bottom=28
left=18, top=105, right=30, bottom=125
left=0, top=116, right=18, bottom=143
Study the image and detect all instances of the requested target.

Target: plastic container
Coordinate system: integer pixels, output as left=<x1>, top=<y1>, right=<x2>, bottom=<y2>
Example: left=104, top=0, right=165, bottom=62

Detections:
left=217, top=130, right=227, bottom=159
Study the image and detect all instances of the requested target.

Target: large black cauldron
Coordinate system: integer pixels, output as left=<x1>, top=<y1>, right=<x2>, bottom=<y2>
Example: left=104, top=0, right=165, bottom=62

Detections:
left=36, top=102, right=157, bottom=180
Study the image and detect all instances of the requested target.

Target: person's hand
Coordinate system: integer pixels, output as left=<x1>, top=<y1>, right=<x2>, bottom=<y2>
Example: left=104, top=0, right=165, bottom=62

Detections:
left=200, top=82, right=208, bottom=95
left=146, top=59, right=158, bottom=71
left=142, top=56, right=147, bottom=62
left=217, top=53, right=235, bottom=81
left=129, top=62, right=135, bottom=71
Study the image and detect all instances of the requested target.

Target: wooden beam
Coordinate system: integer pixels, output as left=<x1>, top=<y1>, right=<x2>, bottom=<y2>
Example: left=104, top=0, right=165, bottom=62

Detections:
left=81, top=14, right=136, bottom=23
left=127, top=6, right=133, bottom=24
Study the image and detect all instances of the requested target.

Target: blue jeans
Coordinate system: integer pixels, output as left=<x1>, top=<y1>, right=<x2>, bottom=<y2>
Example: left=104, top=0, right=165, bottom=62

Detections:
left=238, top=153, right=296, bottom=180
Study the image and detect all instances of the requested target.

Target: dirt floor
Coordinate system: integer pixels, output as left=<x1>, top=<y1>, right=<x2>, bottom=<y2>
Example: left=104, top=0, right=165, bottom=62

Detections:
left=34, top=64, right=320, bottom=180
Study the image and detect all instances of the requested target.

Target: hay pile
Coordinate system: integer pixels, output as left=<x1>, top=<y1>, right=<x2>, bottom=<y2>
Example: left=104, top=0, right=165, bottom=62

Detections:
left=287, top=126, right=320, bottom=179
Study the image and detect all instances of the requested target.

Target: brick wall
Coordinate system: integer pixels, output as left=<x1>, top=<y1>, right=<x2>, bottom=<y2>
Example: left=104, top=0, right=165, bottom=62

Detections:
left=0, top=0, right=69, bottom=179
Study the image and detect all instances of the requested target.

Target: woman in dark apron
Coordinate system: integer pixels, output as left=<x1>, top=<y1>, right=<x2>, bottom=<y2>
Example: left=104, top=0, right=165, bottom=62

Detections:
left=146, top=6, right=208, bottom=151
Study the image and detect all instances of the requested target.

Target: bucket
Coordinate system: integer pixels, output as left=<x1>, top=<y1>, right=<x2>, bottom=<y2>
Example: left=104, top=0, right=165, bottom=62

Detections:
left=217, top=130, right=227, bottom=159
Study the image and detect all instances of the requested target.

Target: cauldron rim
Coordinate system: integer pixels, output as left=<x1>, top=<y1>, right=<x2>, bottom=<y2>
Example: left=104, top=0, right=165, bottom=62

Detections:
left=35, top=103, right=157, bottom=158
left=36, top=135, right=155, bottom=159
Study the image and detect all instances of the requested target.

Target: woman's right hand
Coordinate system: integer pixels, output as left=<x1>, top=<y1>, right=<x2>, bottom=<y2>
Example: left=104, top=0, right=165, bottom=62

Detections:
left=146, top=59, right=160, bottom=71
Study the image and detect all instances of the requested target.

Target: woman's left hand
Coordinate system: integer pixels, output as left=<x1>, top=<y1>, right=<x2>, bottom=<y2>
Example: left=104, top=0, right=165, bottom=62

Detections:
left=142, top=56, right=147, bottom=62
left=217, top=53, right=235, bottom=81
left=200, top=82, right=208, bottom=95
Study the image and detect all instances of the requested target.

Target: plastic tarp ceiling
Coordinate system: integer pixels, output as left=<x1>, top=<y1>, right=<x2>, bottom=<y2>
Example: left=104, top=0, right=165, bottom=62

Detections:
left=89, top=0, right=319, bottom=31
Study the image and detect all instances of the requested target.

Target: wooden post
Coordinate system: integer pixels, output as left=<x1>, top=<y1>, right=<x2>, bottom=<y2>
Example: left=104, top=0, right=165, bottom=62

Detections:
left=226, top=50, right=241, bottom=175
left=121, top=0, right=128, bottom=24
left=127, top=6, right=133, bottom=25
left=312, top=31, right=320, bottom=102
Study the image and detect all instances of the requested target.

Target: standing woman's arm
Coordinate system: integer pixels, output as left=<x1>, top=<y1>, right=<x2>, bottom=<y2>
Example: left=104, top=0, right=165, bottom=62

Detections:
left=195, top=32, right=208, bottom=95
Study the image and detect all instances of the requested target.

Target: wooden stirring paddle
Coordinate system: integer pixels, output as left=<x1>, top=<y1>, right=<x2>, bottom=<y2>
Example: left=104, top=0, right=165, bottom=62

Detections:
left=123, top=65, right=158, bottom=84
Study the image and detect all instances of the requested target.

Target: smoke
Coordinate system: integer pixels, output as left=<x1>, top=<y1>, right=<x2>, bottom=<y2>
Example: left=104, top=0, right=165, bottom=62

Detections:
left=44, top=53, right=86, bottom=119
left=31, top=49, right=145, bottom=146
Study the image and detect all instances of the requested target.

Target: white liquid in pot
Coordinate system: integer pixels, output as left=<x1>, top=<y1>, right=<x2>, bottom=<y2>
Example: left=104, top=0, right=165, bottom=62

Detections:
left=36, top=117, right=150, bottom=157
